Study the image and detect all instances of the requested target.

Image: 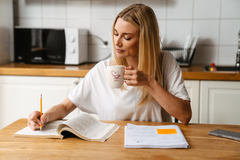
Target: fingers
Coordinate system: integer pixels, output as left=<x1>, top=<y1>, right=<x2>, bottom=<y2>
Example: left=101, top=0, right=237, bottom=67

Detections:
left=28, top=120, right=40, bottom=131
left=40, top=113, right=48, bottom=126
left=124, top=68, right=139, bottom=85
left=124, top=68, right=141, bottom=80
left=124, top=68, right=150, bottom=86
left=124, top=74, right=140, bottom=86
left=124, top=74, right=137, bottom=80
left=125, top=66, right=133, bottom=70
left=125, top=80, right=138, bottom=86
left=124, top=68, right=138, bottom=79
left=27, top=111, right=42, bottom=131
left=125, top=69, right=138, bottom=76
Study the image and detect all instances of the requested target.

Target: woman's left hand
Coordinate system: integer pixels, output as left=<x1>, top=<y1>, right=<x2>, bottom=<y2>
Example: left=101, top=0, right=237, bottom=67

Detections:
left=124, top=66, right=152, bottom=87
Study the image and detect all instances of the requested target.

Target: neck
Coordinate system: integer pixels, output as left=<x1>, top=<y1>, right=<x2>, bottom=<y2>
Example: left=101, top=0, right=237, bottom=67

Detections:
left=126, top=56, right=138, bottom=69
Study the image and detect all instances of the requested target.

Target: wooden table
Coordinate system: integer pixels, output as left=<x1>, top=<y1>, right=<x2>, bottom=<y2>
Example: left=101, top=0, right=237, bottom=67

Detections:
left=0, top=119, right=240, bottom=160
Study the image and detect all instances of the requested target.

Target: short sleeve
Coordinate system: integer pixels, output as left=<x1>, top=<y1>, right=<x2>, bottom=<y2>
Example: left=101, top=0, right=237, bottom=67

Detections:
left=162, top=51, right=190, bottom=101
left=68, top=63, right=103, bottom=114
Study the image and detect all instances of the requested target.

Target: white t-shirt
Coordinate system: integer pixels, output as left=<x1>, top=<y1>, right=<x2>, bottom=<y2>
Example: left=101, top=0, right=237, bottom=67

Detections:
left=68, top=51, right=190, bottom=122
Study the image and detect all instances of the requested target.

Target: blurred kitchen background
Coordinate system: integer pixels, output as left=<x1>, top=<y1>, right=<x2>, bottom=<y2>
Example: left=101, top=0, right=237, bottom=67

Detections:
left=1, top=0, right=240, bottom=65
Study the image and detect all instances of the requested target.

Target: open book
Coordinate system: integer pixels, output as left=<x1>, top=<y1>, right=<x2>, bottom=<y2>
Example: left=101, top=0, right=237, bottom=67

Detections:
left=125, top=123, right=189, bottom=148
left=13, top=112, right=120, bottom=142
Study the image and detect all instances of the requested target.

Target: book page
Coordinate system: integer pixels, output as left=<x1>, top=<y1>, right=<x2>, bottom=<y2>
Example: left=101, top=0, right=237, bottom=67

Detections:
left=90, top=124, right=119, bottom=141
left=125, top=123, right=189, bottom=148
left=13, top=120, right=64, bottom=138
left=61, top=112, right=108, bottom=139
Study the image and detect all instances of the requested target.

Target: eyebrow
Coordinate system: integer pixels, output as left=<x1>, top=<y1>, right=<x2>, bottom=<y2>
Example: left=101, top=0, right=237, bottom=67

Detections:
left=114, top=29, right=134, bottom=35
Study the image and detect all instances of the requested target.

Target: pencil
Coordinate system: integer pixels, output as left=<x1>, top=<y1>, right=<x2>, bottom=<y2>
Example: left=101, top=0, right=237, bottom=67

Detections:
left=40, top=94, right=42, bottom=131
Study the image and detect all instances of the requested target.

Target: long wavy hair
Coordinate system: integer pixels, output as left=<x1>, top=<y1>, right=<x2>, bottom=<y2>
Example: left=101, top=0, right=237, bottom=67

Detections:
left=112, top=4, right=163, bottom=106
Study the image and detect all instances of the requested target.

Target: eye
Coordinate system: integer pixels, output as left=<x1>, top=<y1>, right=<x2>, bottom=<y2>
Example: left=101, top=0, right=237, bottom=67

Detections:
left=124, top=37, right=131, bottom=41
left=114, top=31, right=118, bottom=36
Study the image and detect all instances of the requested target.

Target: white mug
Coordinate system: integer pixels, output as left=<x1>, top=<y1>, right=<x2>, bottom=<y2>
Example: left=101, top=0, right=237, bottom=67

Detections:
left=107, top=65, right=125, bottom=88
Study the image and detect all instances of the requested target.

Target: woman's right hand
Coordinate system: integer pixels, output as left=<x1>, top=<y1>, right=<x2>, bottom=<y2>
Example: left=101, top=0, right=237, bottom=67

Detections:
left=28, top=111, right=49, bottom=131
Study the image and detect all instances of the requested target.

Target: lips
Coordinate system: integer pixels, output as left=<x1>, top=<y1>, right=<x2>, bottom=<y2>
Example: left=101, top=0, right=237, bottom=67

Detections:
left=116, top=48, right=124, bottom=53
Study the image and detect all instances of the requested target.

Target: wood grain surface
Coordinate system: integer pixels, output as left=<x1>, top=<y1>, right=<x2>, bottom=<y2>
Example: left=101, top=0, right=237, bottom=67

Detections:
left=0, top=63, right=96, bottom=77
left=0, top=119, right=240, bottom=160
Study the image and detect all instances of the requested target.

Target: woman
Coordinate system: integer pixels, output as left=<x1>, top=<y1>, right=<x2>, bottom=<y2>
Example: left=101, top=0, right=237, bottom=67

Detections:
left=28, top=4, right=191, bottom=131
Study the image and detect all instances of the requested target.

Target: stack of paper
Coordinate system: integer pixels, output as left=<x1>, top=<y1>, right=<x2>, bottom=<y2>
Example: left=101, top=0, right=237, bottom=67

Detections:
left=124, top=123, right=189, bottom=148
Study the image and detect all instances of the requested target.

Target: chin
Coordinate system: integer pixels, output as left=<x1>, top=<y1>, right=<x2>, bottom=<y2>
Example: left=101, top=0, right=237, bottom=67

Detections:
left=116, top=53, right=126, bottom=59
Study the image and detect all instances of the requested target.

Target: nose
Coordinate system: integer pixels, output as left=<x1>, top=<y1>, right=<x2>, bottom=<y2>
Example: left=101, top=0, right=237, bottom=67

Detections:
left=114, top=36, right=122, bottom=47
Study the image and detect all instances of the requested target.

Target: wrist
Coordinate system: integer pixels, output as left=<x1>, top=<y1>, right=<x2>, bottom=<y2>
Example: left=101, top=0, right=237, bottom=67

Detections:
left=145, top=75, right=156, bottom=90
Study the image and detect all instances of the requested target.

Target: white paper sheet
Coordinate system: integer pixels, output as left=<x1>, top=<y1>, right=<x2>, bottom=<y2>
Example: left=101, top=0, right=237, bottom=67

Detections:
left=125, top=123, right=189, bottom=148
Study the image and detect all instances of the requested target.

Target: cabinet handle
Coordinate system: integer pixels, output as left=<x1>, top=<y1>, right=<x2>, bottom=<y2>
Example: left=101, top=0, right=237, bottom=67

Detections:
left=73, top=81, right=79, bottom=85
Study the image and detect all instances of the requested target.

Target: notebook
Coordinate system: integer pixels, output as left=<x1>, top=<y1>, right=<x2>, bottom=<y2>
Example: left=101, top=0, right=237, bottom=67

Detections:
left=124, top=123, right=189, bottom=148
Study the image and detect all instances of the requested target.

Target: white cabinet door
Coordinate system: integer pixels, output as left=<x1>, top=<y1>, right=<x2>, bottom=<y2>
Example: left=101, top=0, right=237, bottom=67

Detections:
left=184, top=80, right=200, bottom=123
left=0, top=76, right=81, bottom=130
left=200, top=81, right=240, bottom=125
left=171, top=80, right=200, bottom=123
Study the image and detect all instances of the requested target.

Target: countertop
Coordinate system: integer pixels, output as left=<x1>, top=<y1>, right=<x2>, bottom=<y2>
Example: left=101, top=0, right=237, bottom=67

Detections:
left=0, top=63, right=96, bottom=77
left=0, top=63, right=240, bottom=81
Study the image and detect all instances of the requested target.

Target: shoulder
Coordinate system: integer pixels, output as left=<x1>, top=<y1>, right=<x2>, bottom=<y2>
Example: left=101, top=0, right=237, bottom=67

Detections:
left=90, top=58, right=112, bottom=72
left=80, top=58, right=112, bottom=86
left=161, top=51, right=181, bottom=80
left=161, top=51, right=179, bottom=69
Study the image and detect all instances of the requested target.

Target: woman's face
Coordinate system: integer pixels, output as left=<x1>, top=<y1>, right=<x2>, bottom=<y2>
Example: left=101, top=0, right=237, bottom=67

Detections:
left=114, top=18, right=139, bottom=59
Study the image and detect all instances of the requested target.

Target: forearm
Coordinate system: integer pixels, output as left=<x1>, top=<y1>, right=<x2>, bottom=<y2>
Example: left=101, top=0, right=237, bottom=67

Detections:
left=44, top=97, right=77, bottom=123
left=145, top=78, right=192, bottom=124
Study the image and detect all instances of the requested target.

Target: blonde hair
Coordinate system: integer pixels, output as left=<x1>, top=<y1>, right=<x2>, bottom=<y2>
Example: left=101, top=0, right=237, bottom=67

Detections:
left=112, top=4, right=163, bottom=106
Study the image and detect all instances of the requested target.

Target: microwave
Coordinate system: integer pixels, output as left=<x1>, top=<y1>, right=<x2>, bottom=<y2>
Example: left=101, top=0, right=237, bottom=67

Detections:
left=14, top=27, right=88, bottom=65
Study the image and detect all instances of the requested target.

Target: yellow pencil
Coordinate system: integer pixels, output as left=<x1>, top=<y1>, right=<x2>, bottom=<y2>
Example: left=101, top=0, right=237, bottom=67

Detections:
left=40, top=94, right=42, bottom=131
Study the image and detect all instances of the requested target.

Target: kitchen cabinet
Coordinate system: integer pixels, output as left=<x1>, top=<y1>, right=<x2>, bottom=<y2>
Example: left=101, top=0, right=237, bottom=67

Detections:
left=170, top=80, right=200, bottom=123
left=200, top=81, right=240, bottom=125
left=1, top=74, right=239, bottom=129
left=0, top=76, right=82, bottom=130
left=184, top=80, right=200, bottom=123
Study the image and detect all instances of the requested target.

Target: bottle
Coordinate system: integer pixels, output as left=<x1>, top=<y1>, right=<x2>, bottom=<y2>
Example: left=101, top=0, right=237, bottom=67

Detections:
left=210, top=63, right=217, bottom=71
left=237, top=29, right=240, bottom=67
left=236, top=52, right=240, bottom=67
left=238, top=29, right=240, bottom=52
